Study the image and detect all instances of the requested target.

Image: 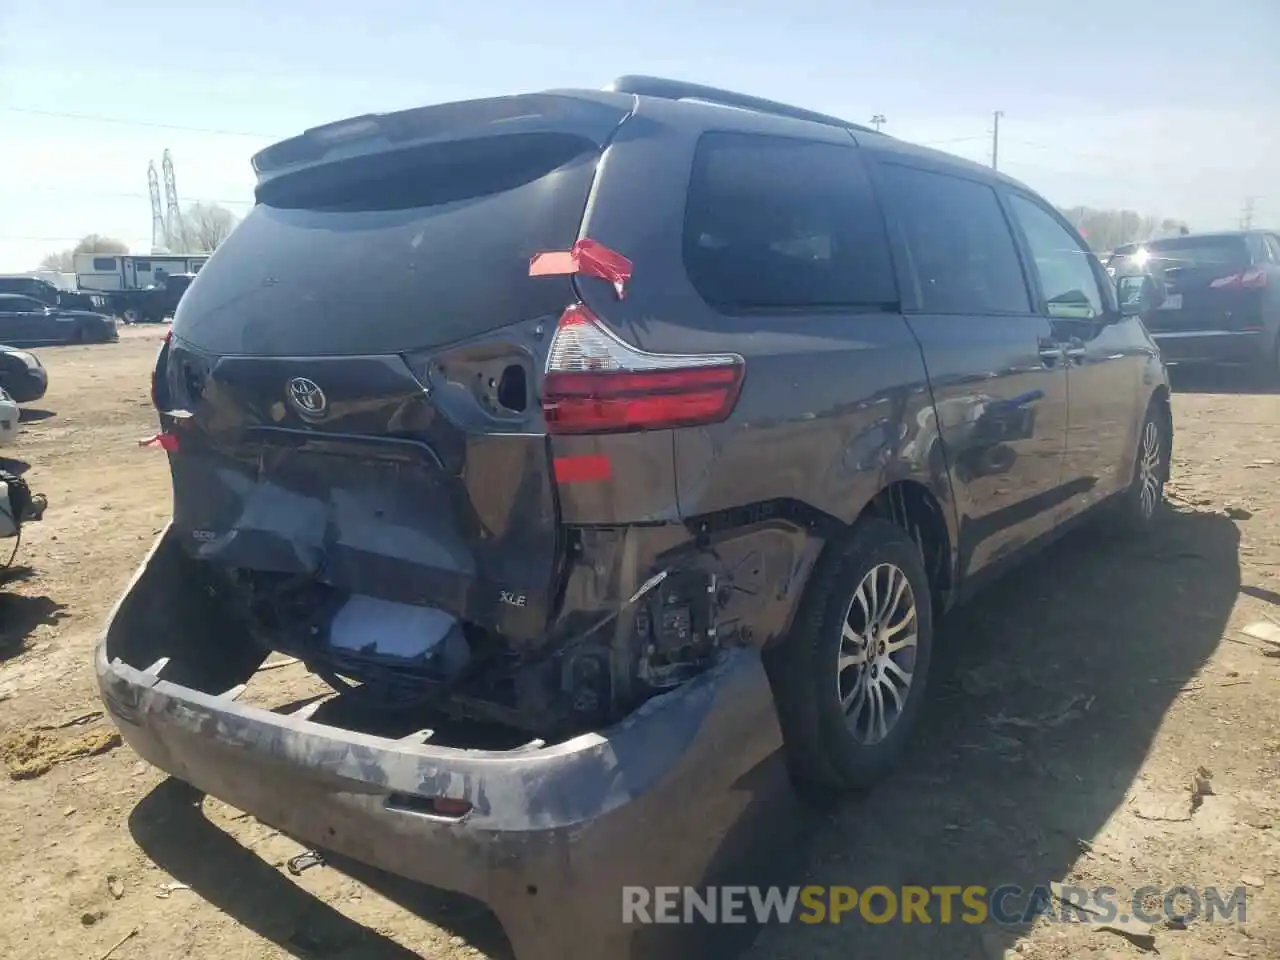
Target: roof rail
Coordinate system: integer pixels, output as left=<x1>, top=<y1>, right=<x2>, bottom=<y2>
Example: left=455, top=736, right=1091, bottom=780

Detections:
left=605, top=75, right=875, bottom=134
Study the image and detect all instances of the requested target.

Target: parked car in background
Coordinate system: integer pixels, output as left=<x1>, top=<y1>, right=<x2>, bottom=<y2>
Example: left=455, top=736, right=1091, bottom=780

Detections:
left=0, top=345, right=48, bottom=403
left=0, top=295, right=118, bottom=346
left=0, top=389, right=19, bottom=447
left=1106, top=230, right=1280, bottom=374
left=98, top=77, right=1172, bottom=958
left=0, top=274, right=110, bottom=313
left=111, top=272, right=197, bottom=324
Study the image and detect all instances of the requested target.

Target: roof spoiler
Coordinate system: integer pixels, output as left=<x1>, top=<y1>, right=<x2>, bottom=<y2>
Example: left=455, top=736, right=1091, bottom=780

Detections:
left=251, top=93, right=633, bottom=187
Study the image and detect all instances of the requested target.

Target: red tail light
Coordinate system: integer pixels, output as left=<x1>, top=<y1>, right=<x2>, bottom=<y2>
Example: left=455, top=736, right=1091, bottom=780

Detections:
left=541, top=304, right=745, bottom=435
left=1210, top=268, right=1268, bottom=290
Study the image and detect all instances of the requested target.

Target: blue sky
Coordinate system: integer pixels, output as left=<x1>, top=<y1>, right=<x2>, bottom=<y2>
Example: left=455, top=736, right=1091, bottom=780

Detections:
left=2, top=0, right=1277, bottom=270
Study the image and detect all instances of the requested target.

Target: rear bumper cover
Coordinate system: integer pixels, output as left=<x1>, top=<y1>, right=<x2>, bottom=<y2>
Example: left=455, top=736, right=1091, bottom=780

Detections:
left=96, top=528, right=792, bottom=960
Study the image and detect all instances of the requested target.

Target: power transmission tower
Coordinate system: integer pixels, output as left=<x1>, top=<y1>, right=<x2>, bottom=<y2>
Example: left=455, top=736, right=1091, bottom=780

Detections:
left=991, top=110, right=1004, bottom=171
left=147, top=162, right=166, bottom=253
left=162, top=149, right=186, bottom=252
left=1241, top=196, right=1258, bottom=230
left=870, top=114, right=887, bottom=132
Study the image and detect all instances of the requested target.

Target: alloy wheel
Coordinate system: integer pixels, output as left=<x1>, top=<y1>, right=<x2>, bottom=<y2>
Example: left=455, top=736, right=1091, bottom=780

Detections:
left=1138, top=419, right=1162, bottom=519
left=837, top=562, right=919, bottom=745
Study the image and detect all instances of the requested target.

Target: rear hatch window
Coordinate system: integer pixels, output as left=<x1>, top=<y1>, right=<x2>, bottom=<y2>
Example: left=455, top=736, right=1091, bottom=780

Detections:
left=1114, top=235, right=1260, bottom=331
left=1110, top=236, right=1250, bottom=279
left=173, top=129, right=604, bottom=356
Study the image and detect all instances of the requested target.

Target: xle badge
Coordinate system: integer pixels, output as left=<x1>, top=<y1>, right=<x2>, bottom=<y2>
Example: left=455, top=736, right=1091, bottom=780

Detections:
left=500, top=591, right=528, bottom=608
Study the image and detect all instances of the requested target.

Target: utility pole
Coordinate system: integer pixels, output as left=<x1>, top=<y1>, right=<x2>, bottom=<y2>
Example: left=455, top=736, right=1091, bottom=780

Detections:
left=1241, top=196, right=1258, bottom=230
left=870, top=114, right=887, bottom=132
left=991, top=110, right=1004, bottom=171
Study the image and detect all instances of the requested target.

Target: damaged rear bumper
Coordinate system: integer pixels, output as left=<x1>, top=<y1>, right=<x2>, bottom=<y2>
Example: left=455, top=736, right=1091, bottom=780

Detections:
left=96, top=528, right=791, bottom=960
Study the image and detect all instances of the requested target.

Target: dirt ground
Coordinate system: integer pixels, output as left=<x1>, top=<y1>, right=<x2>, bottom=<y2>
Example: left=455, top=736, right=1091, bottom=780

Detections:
left=0, top=328, right=1278, bottom=960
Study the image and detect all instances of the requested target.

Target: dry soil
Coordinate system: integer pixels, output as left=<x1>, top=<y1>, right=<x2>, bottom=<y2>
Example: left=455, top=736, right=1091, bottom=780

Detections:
left=0, top=328, right=1277, bottom=960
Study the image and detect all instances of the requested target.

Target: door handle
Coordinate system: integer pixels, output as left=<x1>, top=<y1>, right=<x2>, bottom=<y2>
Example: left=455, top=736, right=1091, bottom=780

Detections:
left=1038, top=339, right=1065, bottom=365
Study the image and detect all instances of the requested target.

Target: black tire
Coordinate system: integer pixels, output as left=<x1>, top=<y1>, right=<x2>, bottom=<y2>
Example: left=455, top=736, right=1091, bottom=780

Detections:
left=770, top=517, right=934, bottom=793
left=1114, top=399, right=1168, bottom=533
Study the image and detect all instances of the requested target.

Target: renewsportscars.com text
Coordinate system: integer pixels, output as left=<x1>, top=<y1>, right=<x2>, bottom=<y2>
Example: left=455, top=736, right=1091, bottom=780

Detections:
left=622, top=884, right=1248, bottom=926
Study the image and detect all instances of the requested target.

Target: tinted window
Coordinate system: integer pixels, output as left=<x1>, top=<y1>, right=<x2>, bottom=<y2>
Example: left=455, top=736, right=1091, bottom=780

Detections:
left=875, top=163, right=1030, bottom=315
left=1267, top=236, right=1280, bottom=262
left=1135, top=236, right=1249, bottom=271
left=174, top=132, right=602, bottom=356
left=683, top=133, right=896, bottom=310
left=93, top=257, right=117, bottom=271
left=1008, top=194, right=1104, bottom=320
left=0, top=297, right=44, bottom=313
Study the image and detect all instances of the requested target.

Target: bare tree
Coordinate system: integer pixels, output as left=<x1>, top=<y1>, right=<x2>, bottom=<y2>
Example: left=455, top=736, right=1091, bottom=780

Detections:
left=74, top=234, right=130, bottom=256
left=39, top=250, right=76, bottom=271
left=182, top=203, right=240, bottom=252
left=39, top=234, right=130, bottom=272
left=1056, top=207, right=1174, bottom=253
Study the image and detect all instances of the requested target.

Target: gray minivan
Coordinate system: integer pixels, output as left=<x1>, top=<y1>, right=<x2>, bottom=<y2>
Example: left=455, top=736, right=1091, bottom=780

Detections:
left=98, top=77, right=1171, bottom=959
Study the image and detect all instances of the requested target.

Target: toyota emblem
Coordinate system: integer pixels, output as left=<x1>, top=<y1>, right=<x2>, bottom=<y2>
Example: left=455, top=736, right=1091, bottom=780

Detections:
left=287, top=377, right=327, bottom=419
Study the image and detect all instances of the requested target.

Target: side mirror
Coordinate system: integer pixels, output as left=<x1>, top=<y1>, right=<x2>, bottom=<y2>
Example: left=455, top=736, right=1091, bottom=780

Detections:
left=1117, top=273, right=1164, bottom=317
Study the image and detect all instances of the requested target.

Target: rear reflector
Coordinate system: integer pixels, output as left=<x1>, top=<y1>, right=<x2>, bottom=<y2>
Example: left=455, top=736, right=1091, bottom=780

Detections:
left=541, top=304, right=744, bottom=435
left=428, top=797, right=473, bottom=818
left=1210, top=268, right=1268, bottom=290
left=553, top=454, right=613, bottom=484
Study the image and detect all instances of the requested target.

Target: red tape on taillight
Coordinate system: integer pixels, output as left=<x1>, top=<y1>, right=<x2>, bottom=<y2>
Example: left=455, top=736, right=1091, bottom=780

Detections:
left=541, top=304, right=744, bottom=435
left=139, top=432, right=180, bottom=451
left=529, top=239, right=633, bottom=299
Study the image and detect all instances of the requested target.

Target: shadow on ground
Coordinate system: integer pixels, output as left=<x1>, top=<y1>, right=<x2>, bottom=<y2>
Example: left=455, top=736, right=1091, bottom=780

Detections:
left=1168, top=364, right=1279, bottom=395
left=130, top=780, right=427, bottom=960
left=747, top=504, right=1237, bottom=960
left=18, top=409, right=55, bottom=423
left=0, top=588, right=65, bottom=664
left=126, top=505, right=1236, bottom=960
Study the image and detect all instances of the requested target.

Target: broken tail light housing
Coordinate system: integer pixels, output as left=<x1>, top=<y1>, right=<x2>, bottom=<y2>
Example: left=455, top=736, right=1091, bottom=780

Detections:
left=541, top=304, right=744, bottom=435
left=150, top=329, right=173, bottom=411
left=1210, top=268, right=1268, bottom=290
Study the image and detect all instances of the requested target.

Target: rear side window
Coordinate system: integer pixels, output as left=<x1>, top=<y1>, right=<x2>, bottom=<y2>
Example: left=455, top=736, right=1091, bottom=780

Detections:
left=1267, top=236, right=1280, bottom=262
left=875, top=163, right=1030, bottom=315
left=683, top=133, right=897, bottom=311
left=1007, top=194, right=1105, bottom=320
left=93, top=258, right=116, bottom=271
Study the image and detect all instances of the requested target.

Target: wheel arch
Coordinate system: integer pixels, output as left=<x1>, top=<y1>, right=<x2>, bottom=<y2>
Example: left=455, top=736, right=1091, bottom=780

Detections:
left=856, top=479, right=955, bottom=611
left=769, top=477, right=956, bottom=647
